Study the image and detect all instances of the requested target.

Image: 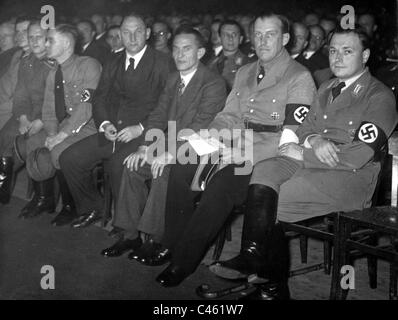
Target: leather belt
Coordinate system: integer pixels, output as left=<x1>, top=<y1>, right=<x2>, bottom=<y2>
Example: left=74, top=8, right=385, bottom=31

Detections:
left=244, top=119, right=282, bottom=133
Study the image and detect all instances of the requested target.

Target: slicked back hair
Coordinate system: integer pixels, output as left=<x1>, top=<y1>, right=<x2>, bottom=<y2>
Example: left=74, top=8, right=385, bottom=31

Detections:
left=55, top=23, right=80, bottom=48
left=219, top=19, right=243, bottom=37
left=174, top=25, right=205, bottom=49
left=254, top=12, right=290, bottom=35
left=121, top=12, right=147, bottom=28
left=329, top=25, right=370, bottom=51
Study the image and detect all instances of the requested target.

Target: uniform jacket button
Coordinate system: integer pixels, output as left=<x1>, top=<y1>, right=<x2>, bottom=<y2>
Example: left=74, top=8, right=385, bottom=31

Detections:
left=118, top=120, right=122, bottom=125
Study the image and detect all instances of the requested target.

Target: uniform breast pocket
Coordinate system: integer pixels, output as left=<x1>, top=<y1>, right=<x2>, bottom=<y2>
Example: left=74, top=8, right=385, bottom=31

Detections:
left=65, top=78, right=86, bottom=105
left=334, top=109, right=361, bottom=139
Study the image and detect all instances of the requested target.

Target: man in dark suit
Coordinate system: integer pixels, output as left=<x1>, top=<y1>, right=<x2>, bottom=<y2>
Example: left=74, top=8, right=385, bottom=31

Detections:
left=76, top=20, right=111, bottom=66
left=101, top=26, right=227, bottom=258
left=296, top=24, right=329, bottom=75
left=59, top=13, right=175, bottom=228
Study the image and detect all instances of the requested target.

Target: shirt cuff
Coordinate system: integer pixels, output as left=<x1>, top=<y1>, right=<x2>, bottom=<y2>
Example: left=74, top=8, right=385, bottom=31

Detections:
left=139, top=123, right=144, bottom=132
left=99, top=121, right=111, bottom=132
left=303, top=134, right=321, bottom=149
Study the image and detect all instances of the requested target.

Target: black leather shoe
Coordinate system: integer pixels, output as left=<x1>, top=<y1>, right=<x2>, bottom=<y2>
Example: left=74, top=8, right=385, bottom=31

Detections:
left=209, top=251, right=261, bottom=280
left=0, top=157, right=14, bottom=204
left=101, top=237, right=143, bottom=258
left=128, top=239, right=161, bottom=262
left=19, top=179, right=55, bottom=218
left=139, top=247, right=171, bottom=266
left=51, top=205, right=78, bottom=226
left=156, top=264, right=187, bottom=287
left=19, top=195, right=55, bottom=219
left=71, top=210, right=102, bottom=228
left=239, top=282, right=290, bottom=300
left=108, top=227, right=123, bottom=239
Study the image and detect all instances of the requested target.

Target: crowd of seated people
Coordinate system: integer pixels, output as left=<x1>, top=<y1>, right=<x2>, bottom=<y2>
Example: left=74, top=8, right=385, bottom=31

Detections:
left=0, top=5, right=397, bottom=300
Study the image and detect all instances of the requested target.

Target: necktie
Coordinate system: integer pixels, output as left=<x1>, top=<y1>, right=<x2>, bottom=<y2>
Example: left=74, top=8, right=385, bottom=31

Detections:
left=216, top=55, right=227, bottom=74
left=54, top=64, right=67, bottom=122
left=178, top=78, right=185, bottom=96
left=257, top=66, right=265, bottom=85
left=126, top=57, right=135, bottom=71
left=331, top=81, right=346, bottom=100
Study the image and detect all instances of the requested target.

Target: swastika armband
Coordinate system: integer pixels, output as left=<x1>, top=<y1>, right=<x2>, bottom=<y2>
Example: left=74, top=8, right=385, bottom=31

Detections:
left=80, top=88, right=95, bottom=103
left=353, top=121, right=387, bottom=151
left=284, top=104, right=310, bottom=125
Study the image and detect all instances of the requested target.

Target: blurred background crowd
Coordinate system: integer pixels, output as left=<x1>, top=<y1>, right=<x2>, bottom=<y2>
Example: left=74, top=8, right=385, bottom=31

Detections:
left=0, top=0, right=397, bottom=96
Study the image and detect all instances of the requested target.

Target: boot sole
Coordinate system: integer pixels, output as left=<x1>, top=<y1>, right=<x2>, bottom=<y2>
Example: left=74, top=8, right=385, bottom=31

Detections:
left=209, top=263, right=250, bottom=280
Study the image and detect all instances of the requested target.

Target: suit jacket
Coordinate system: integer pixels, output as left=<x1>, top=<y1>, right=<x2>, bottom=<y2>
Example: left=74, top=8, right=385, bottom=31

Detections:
left=92, top=47, right=175, bottom=136
left=80, top=39, right=111, bottom=66
left=209, top=48, right=317, bottom=165
left=143, top=62, right=227, bottom=153
left=296, top=50, right=329, bottom=75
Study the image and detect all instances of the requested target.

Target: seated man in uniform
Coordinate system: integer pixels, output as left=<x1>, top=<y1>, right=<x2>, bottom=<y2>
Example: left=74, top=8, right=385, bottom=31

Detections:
left=206, top=20, right=250, bottom=93
left=100, top=26, right=226, bottom=258
left=22, top=24, right=102, bottom=223
left=0, top=20, right=52, bottom=206
left=142, top=12, right=317, bottom=288
left=211, top=26, right=398, bottom=300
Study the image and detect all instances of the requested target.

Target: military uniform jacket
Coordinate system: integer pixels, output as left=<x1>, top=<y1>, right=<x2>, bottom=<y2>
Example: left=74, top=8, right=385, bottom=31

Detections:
left=41, top=54, right=102, bottom=136
left=0, top=49, right=24, bottom=128
left=92, top=47, right=175, bottom=138
left=209, top=48, right=317, bottom=165
left=275, top=70, right=397, bottom=222
left=297, top=69, right=397, bottom=171
left=207, top=49, right=250, bottom=92
left=12, top=53, right=52, bottom=121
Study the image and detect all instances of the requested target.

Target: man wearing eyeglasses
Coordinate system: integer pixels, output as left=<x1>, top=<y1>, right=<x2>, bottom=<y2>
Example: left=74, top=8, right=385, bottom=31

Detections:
left=151, top=21, right=172, bottom=55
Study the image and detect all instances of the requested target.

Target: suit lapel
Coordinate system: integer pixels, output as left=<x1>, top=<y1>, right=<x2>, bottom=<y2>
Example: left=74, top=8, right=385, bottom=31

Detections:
left=175, top=64, right=205, bottom=119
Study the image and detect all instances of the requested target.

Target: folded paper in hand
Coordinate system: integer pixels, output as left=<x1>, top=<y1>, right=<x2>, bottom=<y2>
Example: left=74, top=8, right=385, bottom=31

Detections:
left=181, top=133, right=225, bottom=156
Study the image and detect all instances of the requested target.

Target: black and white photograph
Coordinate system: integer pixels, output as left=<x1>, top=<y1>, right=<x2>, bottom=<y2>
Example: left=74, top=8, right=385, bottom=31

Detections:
left=0, top=0, right=397, bottom=304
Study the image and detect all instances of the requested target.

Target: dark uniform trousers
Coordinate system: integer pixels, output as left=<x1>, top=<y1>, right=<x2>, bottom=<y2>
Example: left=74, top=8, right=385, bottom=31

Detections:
left=0, top=119, right=19, bottom=156
left=59, top=133, right=142, bottom=215
left=163, top=162, right=251, bottom=275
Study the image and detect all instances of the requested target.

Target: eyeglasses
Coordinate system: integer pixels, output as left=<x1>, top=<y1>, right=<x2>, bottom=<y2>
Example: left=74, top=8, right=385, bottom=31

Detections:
left=153, top=31, right=168, bottom=37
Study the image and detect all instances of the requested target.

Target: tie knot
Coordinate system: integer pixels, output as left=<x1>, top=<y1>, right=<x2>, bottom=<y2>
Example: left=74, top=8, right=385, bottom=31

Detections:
left=178, top=78, right=185, bottom=95
left=128, top=57, right=135, bottom=70
left=332, top=81, right=346, bottom=100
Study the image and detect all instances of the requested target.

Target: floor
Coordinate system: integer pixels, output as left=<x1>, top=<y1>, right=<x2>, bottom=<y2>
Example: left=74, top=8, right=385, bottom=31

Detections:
left=0, top=170, right=393, bottom=300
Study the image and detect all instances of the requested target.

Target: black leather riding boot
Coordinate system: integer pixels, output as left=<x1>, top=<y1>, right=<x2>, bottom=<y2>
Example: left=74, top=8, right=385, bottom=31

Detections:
left=51, top=170, right=77, bottom=226
left=243, top=223, right=290, bottom=300
left=210, top=184, right=278, bottom=279
left=19, top=178, right=56, bottom=218
left=0, top=157, right=14, bottom=204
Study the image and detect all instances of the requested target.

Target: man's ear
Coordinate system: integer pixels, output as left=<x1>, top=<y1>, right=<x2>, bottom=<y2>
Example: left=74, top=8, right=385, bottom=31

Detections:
left=282, top=33, right=290, bottom=46
left=167, top=32, right=171, bottom=40
left=362, top=48, right=370, bottom=64
left=239, top=35, right=243, bottom=45
left=197, top=47, right=206, bottom=60
left=146, top=27, right=151, bottom=40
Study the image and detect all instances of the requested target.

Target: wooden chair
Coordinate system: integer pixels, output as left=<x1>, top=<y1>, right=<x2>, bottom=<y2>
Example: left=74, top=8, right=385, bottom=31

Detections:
left=331, top=132, right=398, bottom=300
left=197, top=140, right=391, bottom=299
